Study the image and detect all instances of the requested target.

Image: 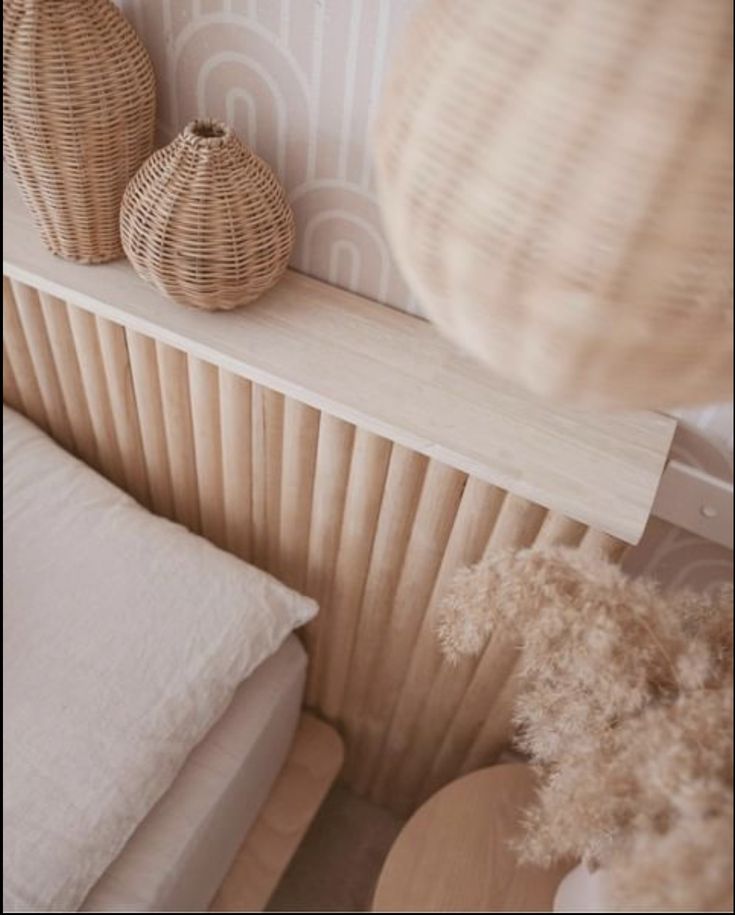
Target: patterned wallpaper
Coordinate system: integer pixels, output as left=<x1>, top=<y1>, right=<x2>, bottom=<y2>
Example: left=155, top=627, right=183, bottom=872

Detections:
left=116, top=0, right=732, bottom=591
left=118, top=0, right=421, bottom=314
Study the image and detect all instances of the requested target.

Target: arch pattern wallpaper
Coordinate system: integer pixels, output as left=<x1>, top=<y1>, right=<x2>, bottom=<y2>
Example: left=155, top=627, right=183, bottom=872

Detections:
left=116, top=0, right=732, bottom=591
left=119, top=0, right=421, bottom=314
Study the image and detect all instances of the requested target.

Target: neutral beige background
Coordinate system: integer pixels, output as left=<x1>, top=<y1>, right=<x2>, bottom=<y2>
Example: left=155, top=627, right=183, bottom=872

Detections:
left=115, top=0, right=731, bottom=590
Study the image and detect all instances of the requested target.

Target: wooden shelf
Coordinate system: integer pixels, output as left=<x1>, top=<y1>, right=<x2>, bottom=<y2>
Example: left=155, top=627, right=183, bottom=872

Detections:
left=3, top=170, right=675, bottom=543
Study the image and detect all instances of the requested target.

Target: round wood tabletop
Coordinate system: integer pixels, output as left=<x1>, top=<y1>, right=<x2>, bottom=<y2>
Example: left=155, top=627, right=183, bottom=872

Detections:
left=371, top=763, right=569, bottom=913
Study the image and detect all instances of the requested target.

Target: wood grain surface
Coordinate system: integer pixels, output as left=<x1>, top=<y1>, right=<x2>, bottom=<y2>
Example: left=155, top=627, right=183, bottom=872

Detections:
left=372, top=764, right=570, bottom=913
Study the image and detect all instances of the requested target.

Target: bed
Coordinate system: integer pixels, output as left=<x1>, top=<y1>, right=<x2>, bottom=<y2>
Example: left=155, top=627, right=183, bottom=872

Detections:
left=3, top=406, right=340, bottom=913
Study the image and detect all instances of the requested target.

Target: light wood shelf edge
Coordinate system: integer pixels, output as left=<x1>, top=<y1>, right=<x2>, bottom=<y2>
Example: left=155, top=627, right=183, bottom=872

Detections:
left=3, top=169, right=675, bottom=543
left=209, top=712, right=344, bottom=913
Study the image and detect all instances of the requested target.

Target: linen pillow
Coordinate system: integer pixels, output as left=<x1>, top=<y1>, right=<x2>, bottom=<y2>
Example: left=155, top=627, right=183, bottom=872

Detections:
left=2, top=406, right=317, bottom=913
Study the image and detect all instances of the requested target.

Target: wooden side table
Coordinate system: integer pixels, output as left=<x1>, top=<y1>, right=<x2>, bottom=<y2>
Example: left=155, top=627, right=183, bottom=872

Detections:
left=372, top=764, right=569, bottom=913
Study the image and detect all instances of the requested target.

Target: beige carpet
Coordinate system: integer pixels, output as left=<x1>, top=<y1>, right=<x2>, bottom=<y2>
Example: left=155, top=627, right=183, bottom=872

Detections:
left=266, top=784, right=404, bottom=912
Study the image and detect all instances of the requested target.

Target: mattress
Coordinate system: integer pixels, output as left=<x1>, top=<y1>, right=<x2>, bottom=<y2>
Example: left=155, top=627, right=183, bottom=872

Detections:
left=81, top=635, right=307, bottom=913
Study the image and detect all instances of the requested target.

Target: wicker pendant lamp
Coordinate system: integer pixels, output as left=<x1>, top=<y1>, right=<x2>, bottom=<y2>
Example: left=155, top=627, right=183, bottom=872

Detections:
left=3, top=0, right=156, bottom=264
left=373, top=0, right=733, bottom=409
left=120, top=119, right=294, bottom=311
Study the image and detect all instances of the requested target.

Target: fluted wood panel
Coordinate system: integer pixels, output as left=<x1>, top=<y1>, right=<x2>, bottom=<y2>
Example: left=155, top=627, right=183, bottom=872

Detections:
left=319, top=428, right=392, bottom=720
left=340, top=444, right=428, bottom=782
left=302, top=412, right=355, bottom=701
left=377, top=480, right=508, bottom=808
left=2, top=282, right=628, bottom=813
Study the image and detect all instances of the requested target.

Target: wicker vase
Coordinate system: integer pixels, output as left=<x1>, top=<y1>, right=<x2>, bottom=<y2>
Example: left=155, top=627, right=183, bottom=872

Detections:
left=373, top=0, right=733, bottom=410
left=120, top=120, right=295, bottom=311
left=3, top=0, right=156, bottom=264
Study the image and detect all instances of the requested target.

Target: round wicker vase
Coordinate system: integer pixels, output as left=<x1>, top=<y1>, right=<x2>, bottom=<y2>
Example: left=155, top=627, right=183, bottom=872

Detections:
left=3, top=0, right=156, bottom=264
left=120, top=120, right=295, bottom=311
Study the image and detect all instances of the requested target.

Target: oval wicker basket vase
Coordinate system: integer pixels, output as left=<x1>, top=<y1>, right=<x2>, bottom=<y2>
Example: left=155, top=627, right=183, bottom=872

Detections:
left=120, top=120, right=295, bottom=311
left=3, top=0, right=156, bottom=264
left=373, top=0, right=733, bottom=410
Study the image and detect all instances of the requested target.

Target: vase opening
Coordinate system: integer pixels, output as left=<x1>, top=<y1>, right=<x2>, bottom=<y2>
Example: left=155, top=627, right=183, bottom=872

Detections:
left=184, top=119, right=231, bottom=145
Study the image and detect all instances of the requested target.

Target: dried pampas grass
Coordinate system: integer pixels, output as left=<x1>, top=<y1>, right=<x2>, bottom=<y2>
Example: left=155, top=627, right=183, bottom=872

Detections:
left=438, top=548, right=733, bottom=912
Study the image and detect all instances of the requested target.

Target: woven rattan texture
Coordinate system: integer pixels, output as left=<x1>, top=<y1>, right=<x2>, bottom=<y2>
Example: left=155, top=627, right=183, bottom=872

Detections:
left=374, top=0, right=733, bottom=409
left=3, top=0, right=155, bottom=264
left=120, top=120, right=295, bottom=311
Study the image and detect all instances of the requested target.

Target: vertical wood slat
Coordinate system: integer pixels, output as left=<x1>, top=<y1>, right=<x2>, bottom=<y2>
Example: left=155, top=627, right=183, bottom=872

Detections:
left=11, top=281, right=75, bottom=453
left=356, top=460, right=467, bottom=799
left=96, top=317, right=150, bottom=507
left=156, top=341, right=201, bottom=533
left=126, top=330, right=175, bottom=519
left=263, top=390, right=286, bottom=575
left=67, top=304, right=127, bottom=490
left=3, top=343, right=23, bottom=411
left=4, top=277, right=49, bottom=430
left=580, top=527, right=629, bottom=562
left=535, top=510, right=587, bottom=547
left=484, top=493, right=549, bottom=553
left=318, top=429, right=392, bottom=720
left=189, top=356, right=226, bottom=549
left=219, top=370, right=253, bottom=562
left=250, top=385, right=285, bottom=573
left=279, top=398, right=320, bottom=592
left=303, top=413, right=356, bottom=705
left=38, top=292, right=99, bottom=466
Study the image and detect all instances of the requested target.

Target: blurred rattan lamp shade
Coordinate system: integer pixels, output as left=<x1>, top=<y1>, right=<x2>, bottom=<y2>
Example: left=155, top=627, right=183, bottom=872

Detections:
left=374, top=0, right=733, bottom=409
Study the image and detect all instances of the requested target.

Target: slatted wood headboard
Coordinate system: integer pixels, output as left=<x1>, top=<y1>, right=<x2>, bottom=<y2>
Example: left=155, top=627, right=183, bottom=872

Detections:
left=3, top=170, right=675, bottom=814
